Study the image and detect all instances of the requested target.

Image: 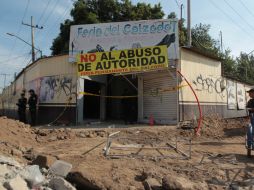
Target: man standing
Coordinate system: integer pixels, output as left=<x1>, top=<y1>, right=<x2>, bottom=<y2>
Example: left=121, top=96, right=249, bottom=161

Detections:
left=246, top=88, right=254, bottom=157
left=16, top=92, right=27, bottom=123
left=28, top=89, right=38, bottom=126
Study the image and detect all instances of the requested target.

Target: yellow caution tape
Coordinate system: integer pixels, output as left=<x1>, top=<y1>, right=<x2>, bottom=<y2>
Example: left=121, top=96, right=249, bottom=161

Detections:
left=78, top=84, right=188, bottom=99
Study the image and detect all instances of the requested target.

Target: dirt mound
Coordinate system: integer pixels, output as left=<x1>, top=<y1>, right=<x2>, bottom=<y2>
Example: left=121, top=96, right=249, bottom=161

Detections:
left=200, top=115, right=248, bottom=139
left=0, top=116, right=37, bottom=161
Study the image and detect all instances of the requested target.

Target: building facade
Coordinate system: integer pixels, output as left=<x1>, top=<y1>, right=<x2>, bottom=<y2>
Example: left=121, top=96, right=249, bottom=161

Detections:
left=0, top=48, right=251, bottom=125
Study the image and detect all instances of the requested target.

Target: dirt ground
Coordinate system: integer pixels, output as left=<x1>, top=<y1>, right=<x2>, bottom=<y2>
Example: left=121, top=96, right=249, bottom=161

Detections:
left=0, top=116, right=254, bottom=190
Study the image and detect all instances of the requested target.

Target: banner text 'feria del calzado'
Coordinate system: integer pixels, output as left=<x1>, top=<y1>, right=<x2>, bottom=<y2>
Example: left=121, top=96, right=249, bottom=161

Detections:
left=77, top=45, right=168, bottom=76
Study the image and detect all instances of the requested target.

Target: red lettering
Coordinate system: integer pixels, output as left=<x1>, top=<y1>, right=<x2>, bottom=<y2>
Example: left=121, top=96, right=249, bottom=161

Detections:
left=80, top=54, right=96, bottom=62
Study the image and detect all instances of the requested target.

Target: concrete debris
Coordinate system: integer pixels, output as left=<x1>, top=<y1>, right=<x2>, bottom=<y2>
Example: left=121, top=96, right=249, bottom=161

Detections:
left=143, top=177, right=161, bottom=190
left=49, top=177, right=76, bottom=190
left=0, top=155, right=22, bottom=168
left=4, top=175, right=29, bottom=190
left=20, top=165, right=45, bottom=187
left=0, top=184, right=6, bottom=190
left=31, top=155, right=57, bottom=169
left=49, top=160, right=72, bottom=177
left=0, top=165, right=10, bottom=178
left=0, top=154, right=74, bottom=190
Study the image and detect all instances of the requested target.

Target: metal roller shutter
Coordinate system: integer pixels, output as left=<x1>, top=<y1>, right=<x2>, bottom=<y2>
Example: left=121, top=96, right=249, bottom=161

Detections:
left=142, top=70, right=177, bottom=124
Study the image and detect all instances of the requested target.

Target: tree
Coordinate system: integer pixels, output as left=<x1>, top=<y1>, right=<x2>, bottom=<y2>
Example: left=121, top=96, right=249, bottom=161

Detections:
left=50, top=0, right=164, bottom=55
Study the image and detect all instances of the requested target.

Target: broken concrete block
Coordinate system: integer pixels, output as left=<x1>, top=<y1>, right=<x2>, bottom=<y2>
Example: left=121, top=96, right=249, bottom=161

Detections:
left=31, top=155, right=57, bottom=169
left=20, top=165, right=45, bottom=187
left=0, top=155, right=22, bottom=168
left=0, top=165, right=11, bottom=177
left=143, top=177, right=161, bottom=190
left=49, top=177, right=76, bottom=190
left=49, top=160, right=72, bottom=177
left=0, top=184, right=7, bottom=190
left=4, top=175, right=29, bottom=190
left=162, top=175, right=194, bottom=190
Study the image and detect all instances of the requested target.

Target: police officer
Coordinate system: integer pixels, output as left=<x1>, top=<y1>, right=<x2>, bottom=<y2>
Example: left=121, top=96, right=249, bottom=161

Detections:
left=28, top=89, right=38, bottom=126
left=16, top=92, right=27, bottom=123
left=246, top=88, right=254, bottom=156
left=247, top=88, right=254, bottom=122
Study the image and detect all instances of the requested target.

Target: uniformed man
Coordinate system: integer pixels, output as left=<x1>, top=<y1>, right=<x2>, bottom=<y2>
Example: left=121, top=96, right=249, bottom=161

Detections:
left=16, top=92, right=27, bottom=123
left=247, top=88, right=254, bottom=122
left=246, top=88, right=254, bottom=156
left=28, top=89, right=38, bottom=126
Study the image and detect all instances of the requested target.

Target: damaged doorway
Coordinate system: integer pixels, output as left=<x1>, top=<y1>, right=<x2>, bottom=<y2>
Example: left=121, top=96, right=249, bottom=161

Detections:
left=107, top=74, right=138, bottom=123
left=83, top=79, right=101, bottom=120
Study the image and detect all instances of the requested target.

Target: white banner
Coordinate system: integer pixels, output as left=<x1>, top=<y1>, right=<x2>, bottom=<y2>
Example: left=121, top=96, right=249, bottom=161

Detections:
left=227, top=80, right=237, bottom=110
left=69, top=19, right=179, bottom=62
left=236, top=83, right=246, bottom=110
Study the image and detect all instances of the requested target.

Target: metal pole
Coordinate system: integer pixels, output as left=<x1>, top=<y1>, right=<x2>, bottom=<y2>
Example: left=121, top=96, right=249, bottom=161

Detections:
left=31, top=16, right=35, bottom=62
left=180, top=4, right=184, bottom=21
left=187, top=0, right=191, bottom=47
left=220, top=31, right=223, bottom=53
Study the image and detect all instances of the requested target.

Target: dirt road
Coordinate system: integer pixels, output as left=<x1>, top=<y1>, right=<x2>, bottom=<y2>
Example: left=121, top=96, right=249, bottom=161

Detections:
left=1, top=116, right=254, bottom=190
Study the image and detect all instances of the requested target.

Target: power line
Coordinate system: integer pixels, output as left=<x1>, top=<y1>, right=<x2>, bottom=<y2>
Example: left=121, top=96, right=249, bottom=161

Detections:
left=37, top=0, right=52, bottom=24
left=223, top=0, right=254, bottom=32
left=174, top=0, right=180, bottom=8
left=238, top=0, right=254, bottom=19
left=41, top=0, right=61, bottom=26
left=7, top=0, right=30, bottom=60
left=0, top=53, right=30, bottom=64
left=208, top=0, right=254, bottom=39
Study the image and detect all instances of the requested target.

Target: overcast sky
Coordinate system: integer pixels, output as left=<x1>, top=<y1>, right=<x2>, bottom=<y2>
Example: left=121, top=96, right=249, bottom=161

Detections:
left=1, top=0, right=254, bottom=90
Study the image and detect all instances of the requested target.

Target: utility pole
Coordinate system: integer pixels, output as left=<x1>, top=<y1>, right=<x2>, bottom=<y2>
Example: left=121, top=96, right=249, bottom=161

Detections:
left=22, top=16, right=43, bottom=62
left=180, top=4, right=184, bottom=21
left=187, top=0, right=191, bottom=47
left=220, top=31, right=223, bottom=53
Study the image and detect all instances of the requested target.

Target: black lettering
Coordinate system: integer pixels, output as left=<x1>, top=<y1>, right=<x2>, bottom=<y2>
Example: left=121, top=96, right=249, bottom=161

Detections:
left=112, top=60, right=118, bottom=68
left=108, top=52, right=115, bottom=60
left=149, top=57, right=157, bottom=65
left=119, top=51, right=127, bottom=59
left=141, top=58, right=148, bottom=66
left=153, top=47, right=161, bottom=55
left=96, top=62, right=103, bottom=70
left=101, top=53, right=108, bottom=61
left=158, top=56, right=166, bottom=64
left=128, top=59, right=136, bottom=67
left=119, top=60, right=127, bottom=68
left=103, top=61, right=111, bottom=69
left=135, top=49, right=143, bottom=57
left=85, top=63, right=91, bottom=71
left=128, top=50, right=135, bottom=58
left=144, top=48, right=152, bottom=56
left=78, top=64, right=84, bottom=72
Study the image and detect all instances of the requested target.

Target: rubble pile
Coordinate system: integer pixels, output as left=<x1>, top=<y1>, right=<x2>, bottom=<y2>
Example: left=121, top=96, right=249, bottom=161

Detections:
left=0, top=154, right=76, bottom=190
left=200, top=115, right=248, bottom=138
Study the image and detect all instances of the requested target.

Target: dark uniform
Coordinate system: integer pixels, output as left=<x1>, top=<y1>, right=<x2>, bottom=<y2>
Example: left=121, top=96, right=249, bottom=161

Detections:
left=16, top=94, right=27, bottom=123
left=246, top=88, right=254, bottom=156
left=28, top=90, right=38, bottom=126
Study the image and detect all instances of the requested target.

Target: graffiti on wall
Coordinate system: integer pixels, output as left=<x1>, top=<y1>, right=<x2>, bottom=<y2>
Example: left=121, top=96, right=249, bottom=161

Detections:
left=236, top=83, right=246, bottom=110
left=192, top=74, right=226, bottom=98
left=227, top=80, right=237, bottom=110
left=39, top=75, right=76, bottom=103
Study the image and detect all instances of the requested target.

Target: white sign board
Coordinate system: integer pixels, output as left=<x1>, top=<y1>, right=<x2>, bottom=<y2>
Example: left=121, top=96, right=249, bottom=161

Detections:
left=236, top=83, right=246, bottom=109
left=227, top=80, right=237, bottom=110
left=69, top=19, right=179, bottom=62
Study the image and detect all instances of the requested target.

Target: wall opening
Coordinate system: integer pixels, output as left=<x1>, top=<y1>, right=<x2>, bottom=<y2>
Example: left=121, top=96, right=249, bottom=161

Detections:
left=83, top=79, right=101, bottom=119
left=106, top=74, right=138, bottom=123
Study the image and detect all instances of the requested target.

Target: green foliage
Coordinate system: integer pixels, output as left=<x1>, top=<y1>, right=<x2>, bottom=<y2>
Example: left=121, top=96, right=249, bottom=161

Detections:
left=50, top=0, right=164, bottom=55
